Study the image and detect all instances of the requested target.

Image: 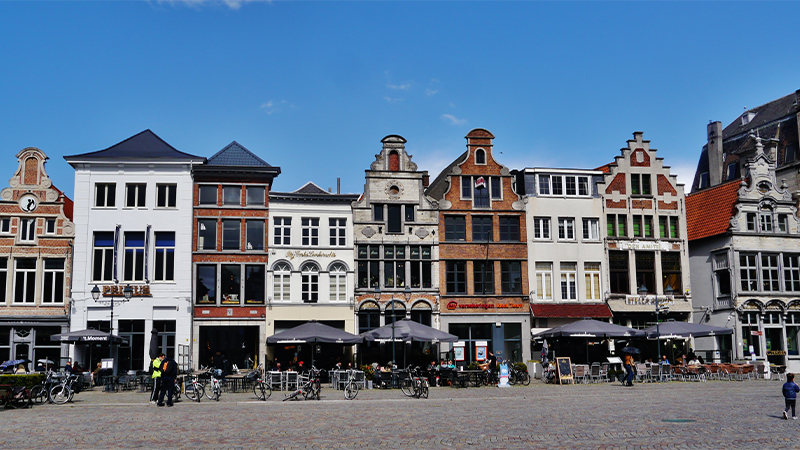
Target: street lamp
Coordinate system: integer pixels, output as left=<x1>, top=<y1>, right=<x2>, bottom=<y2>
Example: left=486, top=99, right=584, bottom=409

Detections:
left=656, top=285, right=673, bottom=366
left=92, top=284, right=133, bottom=375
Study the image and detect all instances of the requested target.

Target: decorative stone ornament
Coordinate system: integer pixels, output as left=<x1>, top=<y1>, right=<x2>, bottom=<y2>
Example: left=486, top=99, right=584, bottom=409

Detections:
left=18, top=193, right=39, bottom=213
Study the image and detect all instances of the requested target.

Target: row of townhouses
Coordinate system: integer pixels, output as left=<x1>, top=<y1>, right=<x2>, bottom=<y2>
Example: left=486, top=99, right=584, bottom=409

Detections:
left=2, top=88, right=799, bottom=373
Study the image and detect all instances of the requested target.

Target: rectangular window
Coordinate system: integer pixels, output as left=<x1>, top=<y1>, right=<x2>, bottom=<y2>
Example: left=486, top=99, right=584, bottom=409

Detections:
left=474, top=178, right=490, bottom=208
left=560, top=262, right=577, bottom=300
left=93, top=231, right=115, bottom=282
left=499, top=216, right=520, bottom=241
left=565, top=176, right=576, bottom=196
left=473, top=261, right=494, bottom=295
left=246, top=220, right=264, bottom=251
left=726, top=163, right=737, bottom=180
left=404, top=205, right=415, bottom=222
left=273, top=263, right=290, bottom=302
left=740, top=253, right=758, bottom=291
left=329, top=218, right=346, bottom=246
left=501, top=261, right=522, bottom=294
left=778, top=215, right=789, bottom=233
left=582, top=218, right=599, bottom=240
left=644, top=216, right=654, bottom=238
left=661, top=252, right=682, bottom=293
left=746, top=213, right=757, bottom=231
left=445, top=216, right=466, bottom=241
left=223, top=186, right=240, bottom=206
left=387, top=205, right=402, bottom=233
left=221, top=264, right=241, bottom=304
left=472, top=216, right=493, bottom=242
left=609, top=251, right=629, bottom=294
left=273, top=217, right=291, bottom=246
left=246, top=186, right=264, bottom=206
left=558, top=217, right=575, bottom=240
left=329, top=264, right=347, bottom=302
left=578, top=177, right=589, bottom=196
left=631, top=174, right=651, bottom=195
left=373, top=204, right=384, bottom=222
left=461, top=176, right=472, bottom=199
left=198, top=219, right=217, bottom=250
left=538, top=175, right=550, bottom=195
left=42, top=259, right=65, bottom=304
left=14, top=258, right=36, bottom=303
left=0, top=218, right=9, bottom=233
left=760, top=213, right=773, bottom=232
left=635, top=251, right=655, bottom=294
left=383, top=246, right=406, bottom=288
left=44, top=218, right=56, bottom=235
left=535, top=262, right=552, bottom=300
left=123, top=232, right=145, bottom=282
left=222, top=220, right=241, bottom=251
left=785, top=255, right=800, bottom=292
left=301, top=265, right=318, bottom=303
left=0, top=258, right=6, bottom=302
left=19, top=218, right=35, bottom=242
left=533, top=217, right=550, bottom=240
left=156, top=184, right=177, bottom=208
left=607, top=214, right=627, bottom=237
left=409, top=246, right=432, bottom=289
left=95, top=183, right=116, bottom=208
left=199, top=186, right=217, bottom=205
left=491, top=177, right=502, bottom=200
left=301, top=218, right=319, bottom=246
left=584, top=262, right=601, bottom=300
left=446, top=261, right=467, bottom=294
left=633, top=215, right=643, bottom=237
left=357, top=245, right=380, bottom=288
left=552, top=176, right=563, bottom=195
left=244, top=265, right=265, bottom=304
left=714, top=254, right=731, bottom=296
left=154, top=232, right=175, bottom=282
left=762, top=254, right=780, bottom=291
left=125, top=183, right=146, bottom=208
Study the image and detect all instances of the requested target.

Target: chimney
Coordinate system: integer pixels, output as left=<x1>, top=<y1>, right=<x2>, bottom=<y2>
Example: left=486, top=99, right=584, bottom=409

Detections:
left=337, top=178, right=341, bottom=194
left=422, top=172, right=429, bottom=187
left=707, top=121, right=723, bottom=186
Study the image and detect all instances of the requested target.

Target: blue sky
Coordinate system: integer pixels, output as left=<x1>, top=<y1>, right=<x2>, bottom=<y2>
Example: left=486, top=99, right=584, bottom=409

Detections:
left=1, top=1, right=799, bottom=199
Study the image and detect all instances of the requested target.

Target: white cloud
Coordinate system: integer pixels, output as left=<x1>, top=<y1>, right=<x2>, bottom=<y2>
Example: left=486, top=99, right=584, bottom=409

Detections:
left=666, top=161, right=698, bottom=192
left=156, top=0, right=271, bottom=10
left=441, top=114, right=467, bottom=125
left=260, top=99, right=291, bottom=114
left=425, top=89, right=439, bottom=96
left=384, top=97, right=403, bottom=103
left=387, top=83, right=411, bottom=91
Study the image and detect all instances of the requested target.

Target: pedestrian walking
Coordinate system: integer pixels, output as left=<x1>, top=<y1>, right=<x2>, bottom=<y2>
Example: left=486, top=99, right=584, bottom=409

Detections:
left=623, top=353, right=634, bottom=387
left=150, top=353, right=164, bottom=404
left=782, top=373, right=800, bottom=420
left=158, top=355, right=177, bottom=407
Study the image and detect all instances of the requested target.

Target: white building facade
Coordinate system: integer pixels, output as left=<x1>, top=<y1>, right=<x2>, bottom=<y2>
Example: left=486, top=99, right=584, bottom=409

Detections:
left=65, top=130, right=204, bottom=372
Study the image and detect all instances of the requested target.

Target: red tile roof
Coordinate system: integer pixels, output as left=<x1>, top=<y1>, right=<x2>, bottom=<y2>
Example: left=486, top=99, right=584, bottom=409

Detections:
left=594, top=163, right=614, bottom=173
left=530, top=303, right=612, bottom=319
left=685, top=180, right=741, bottom=241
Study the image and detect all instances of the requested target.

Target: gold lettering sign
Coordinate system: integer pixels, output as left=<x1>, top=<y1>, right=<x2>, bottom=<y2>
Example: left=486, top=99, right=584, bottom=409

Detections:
left=103, top=285, right=151, bottom=297
left=286, top=251, right=337, bottom=260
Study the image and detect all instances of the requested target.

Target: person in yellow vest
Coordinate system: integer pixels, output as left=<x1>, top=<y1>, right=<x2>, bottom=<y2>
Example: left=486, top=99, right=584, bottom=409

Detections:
left=150, top=353, right=165, bottom=404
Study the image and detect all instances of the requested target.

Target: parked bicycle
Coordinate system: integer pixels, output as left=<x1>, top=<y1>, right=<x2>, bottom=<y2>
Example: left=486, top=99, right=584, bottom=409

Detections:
left=183, top=374, right=205, bottom=402
left=507, top=361, right=531, bottom=386
left=400, top=365, right=428, bottom=399
left=49, top=373, right=82, bottom=405
left=283, top=366, right=320, bottom=401
left=1, top=383, right=31, bottom=409
left=30, top=370, right=61, bottom=404
left=202, top=368, right=224, bottom=401
left=343, top=369, right=360, bottom=400
left=250, top=367, right=272, bottom=401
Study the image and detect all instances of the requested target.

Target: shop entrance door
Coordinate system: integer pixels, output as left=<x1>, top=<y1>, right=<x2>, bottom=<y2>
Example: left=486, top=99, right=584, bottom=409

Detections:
left=765, top=327, right=786, bottom=366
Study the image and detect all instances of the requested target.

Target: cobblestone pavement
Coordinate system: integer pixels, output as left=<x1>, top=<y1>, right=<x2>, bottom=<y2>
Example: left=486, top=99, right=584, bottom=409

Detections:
left=2, top=379, right=796, bottom=449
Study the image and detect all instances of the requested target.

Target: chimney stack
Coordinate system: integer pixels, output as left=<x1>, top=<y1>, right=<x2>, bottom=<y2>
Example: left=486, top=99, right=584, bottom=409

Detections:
left=337, top=178, right=341, bottom=194
left=707, top=121, right=723, bottom=186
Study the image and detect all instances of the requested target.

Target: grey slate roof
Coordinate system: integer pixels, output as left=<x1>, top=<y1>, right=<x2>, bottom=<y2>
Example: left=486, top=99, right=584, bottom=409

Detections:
left=207, top=141, right=274, bottom=167
left=64, top=129, right=204, bottom=163
left=721, top=91, right=799, bottom=140
left=425, top=151, right=467, bottom=200
left=270, top=181, right=359, bottom=203
left=294, top=182, right=329, bottom=195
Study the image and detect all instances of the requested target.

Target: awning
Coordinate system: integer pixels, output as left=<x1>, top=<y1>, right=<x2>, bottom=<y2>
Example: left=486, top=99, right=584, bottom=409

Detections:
left=606, top=299, right=693, bottom=313
left=530, top=303, right=612, bottom=319
left=50, top=329, right=128, bottom=344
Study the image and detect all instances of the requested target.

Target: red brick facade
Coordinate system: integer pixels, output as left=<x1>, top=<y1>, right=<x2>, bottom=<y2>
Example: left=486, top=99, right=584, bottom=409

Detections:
left=630, top=148, right=651, bottom=167
left=605, top=173, right=626, bottom=195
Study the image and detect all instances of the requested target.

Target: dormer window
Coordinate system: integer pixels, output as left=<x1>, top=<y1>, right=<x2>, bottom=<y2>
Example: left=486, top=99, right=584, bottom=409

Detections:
left=475, top=149, right=486, bottom=165
left=726, top=163, right=737, bottom=181
left=388, top=151, right=400, bottom=171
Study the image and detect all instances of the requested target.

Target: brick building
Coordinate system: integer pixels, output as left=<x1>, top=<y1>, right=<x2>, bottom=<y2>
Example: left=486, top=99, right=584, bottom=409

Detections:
left=192, top=142, right=280, bottom=370
left=0, top=147, right=74, bottom=369
left=598, top=132, right=692, bottom=347
left=426, top=129, right=530, bottom=365
left=352, top=135, right=440, bottom=366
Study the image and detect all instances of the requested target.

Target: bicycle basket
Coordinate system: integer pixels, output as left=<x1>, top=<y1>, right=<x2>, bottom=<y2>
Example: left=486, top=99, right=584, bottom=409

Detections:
left=245, top=371, right=260, bottom=381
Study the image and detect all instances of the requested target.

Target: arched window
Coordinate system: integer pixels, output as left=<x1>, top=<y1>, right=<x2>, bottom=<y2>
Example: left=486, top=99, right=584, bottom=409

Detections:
left=475, top=149, right=486, bottom=165
left=273, top=262, right=291, bottom=302
left=385, top=300, right=406, bottom=324
left=388, top=151, right=400, bottom=171
left=358, top=301, right=381, bottom=334
left=301, top=263, right=319, bottom=303
left=410, top=301, right=432, bottom=326
left=329, top=263, right=347, bottom=302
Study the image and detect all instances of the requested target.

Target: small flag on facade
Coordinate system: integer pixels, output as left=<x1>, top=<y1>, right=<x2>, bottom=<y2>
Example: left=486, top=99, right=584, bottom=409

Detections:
left=475, top=176, right=486, bottom=189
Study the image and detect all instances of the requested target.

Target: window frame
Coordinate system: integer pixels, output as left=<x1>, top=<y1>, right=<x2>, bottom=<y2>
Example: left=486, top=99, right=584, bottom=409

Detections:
left=444, top=216, right=466, bottom=242
left=273, top=262, right=291, bottom=302
left=222, top=186, right=241, bottom=206
left=329, top=218, right=347, bottom=247
left=156, top=184, right=177, bottom=209
left=198, top=185, right=217, bottom=205
left=446, top=261, right=467, bottom=294
left=560, top=262, right=577, bottom=300
left=582, top=218, right=600, bottom=241
left=197, top=219, right=217, bottom=251
left=301, top=263, right=319, bottom=303
left=273, top=217, right=291, bottom=246
left=473, top=260, right=494, bottom=295
left=18, top=218, right=35, bottom=243
left=95, top=183, right=116, bottom=208
left=125, top=183, right=147, bottom=208
left=222, top=219, right=241, bottom=251
left=584, top=262, right=601, bottom=300
left=533, top=217, right=551, bottom=240
left=499, top=216, right=520, bottom=242
left=472, top=216, right=493, bottom=242
left=13, top=258, right=36, bottom=304
left=92, top=231, right=115, bottom=282
left=153, top=232, right=175, bottom=282
left=123, top=231, right=145, bottom=282
left=329, top=263, right=347, bottom=303
left=301, top=218, right=319, bottom=246
left=245, top=220, right=264, bottom=251
left=557, top=217, right=575, bottom=241
left=501, top=261, right=522, bottom=294
left=535, top=262, right=552, bottom=300
left=42, top=259, right=65, bottom=304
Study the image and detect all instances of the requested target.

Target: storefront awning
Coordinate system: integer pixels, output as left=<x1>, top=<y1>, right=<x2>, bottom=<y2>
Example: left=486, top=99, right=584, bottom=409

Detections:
left=530, top=303, right=612, bottom=319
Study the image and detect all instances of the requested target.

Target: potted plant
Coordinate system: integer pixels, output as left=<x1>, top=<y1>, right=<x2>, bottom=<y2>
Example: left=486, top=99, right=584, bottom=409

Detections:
left=360, top=365, right=375, bottom=389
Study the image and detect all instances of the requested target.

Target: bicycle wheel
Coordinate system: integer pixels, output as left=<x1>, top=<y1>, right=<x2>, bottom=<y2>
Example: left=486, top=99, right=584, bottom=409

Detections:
left=30, top=385, right=46, bottom=404
left=8, top=388, right=31, bottom=409
left=400, top=378, right=415, bottom=397
left=212, top=384, right=221, bottom=402
left=49, top=385, right=71, bottom=404
left=344, top=382, right=358, bottom=400
left=186, top=383, right=204, bottom=402
left=283, top=390, right=300, bottom=402
left=508, top=371, right=517, bottom=386
left=521, top=371, right=531, bottom=386
left=254, top=381, right=271, bottom=401
left=419, top=380, right=428, bottom=399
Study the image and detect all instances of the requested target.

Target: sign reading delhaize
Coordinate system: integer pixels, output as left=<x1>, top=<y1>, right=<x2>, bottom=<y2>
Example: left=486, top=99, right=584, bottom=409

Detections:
left=446, top=301, right=525, bottom=310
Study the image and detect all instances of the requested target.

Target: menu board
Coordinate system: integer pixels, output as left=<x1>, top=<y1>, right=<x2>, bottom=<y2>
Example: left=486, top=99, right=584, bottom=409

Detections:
left=556, top=357, right=572, bottom=385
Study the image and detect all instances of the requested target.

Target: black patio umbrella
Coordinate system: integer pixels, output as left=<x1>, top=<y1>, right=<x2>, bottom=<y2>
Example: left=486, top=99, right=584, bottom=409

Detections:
left=149, top=328, right=160, bottom=360
left=532, top=318, right=643, bottom=364
left=642, top=321, right=733, bottom=339
left=360, top=319, right=458, bottom=343
left=266, top=321, right=363, bottom=368
left=621, top=347, right=641, bottom=354
left=50, top=329, right=128, bottom=344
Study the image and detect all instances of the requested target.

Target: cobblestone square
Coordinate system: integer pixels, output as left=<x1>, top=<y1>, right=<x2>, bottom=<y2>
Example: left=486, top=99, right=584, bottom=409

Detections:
left=2, top=380, right=794, bottom=449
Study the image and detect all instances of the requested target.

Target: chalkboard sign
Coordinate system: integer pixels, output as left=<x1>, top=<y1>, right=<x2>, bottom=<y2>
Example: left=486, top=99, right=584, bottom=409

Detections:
left=556, top=357, right=572, bottom=385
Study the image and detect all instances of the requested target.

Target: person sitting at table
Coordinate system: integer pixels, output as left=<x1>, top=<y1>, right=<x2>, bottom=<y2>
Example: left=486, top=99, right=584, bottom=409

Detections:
left=35, top=362, right=45, bottom=372
left=16, top=364, right=27, bottom=374
left=688, top=357, right=701, bottom=367
left=373, top=364, right=383, bottom=388
left=64, top=359, right=73, bottom=374
left=274, top=362, right=282, bottom=372
left=660, top=355, right=670, bottom=365
left=72, top=362, right=83, bottom=372
left=297, top=361, right=305, bottom=373
left=91, top=362, right=103, bottom=385
left=447, top=360, right=455, bottom=369
left=675, top=354, right=686, bottom=366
